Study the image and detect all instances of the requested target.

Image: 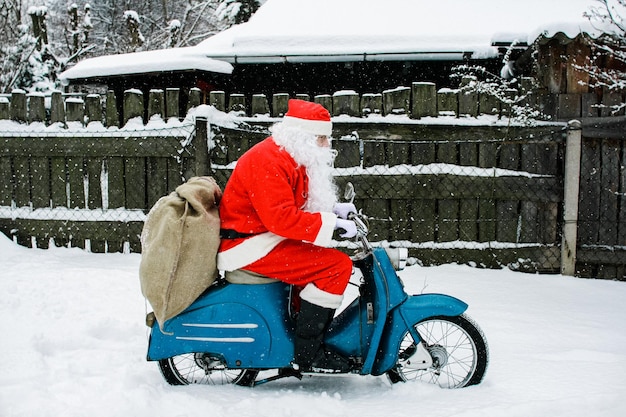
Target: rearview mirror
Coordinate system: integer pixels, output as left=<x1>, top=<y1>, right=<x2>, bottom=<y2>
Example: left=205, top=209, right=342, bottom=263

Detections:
left=344, top=182, right=355, bottom=203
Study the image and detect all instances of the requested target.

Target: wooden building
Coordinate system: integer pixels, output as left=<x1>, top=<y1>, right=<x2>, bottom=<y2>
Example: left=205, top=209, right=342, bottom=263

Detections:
left=60, top=0, right=615, bottom=107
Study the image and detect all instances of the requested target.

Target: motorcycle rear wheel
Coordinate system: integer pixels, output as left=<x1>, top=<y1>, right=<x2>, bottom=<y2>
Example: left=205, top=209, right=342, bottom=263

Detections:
left=158, top=353, right=259, bottom=386
left=387, top=314, right=489, bottom=388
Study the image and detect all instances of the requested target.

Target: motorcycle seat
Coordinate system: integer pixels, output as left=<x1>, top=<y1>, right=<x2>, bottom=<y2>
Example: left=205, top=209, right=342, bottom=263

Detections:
left=225, top=269, right=278, bottom=284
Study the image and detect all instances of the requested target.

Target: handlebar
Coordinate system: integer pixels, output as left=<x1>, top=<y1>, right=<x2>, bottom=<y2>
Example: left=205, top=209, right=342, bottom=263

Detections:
left=347, top=212, right=373, bottom=251
left=341, top=182, right=408, bottom=269
left=346, top=211, right=408, bottom=270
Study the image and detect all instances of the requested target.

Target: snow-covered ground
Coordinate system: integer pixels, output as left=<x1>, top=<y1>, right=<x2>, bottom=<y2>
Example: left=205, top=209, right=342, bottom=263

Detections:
left=1, top=232, right=625, bottom=417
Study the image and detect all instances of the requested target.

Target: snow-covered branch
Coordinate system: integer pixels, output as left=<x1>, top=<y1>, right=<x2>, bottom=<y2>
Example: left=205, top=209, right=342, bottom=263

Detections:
left=579, top=0, right=626, bottom=114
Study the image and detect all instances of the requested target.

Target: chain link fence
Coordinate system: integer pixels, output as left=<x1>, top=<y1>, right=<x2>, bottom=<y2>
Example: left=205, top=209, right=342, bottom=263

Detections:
left=209, top=121, right=567, bottom=273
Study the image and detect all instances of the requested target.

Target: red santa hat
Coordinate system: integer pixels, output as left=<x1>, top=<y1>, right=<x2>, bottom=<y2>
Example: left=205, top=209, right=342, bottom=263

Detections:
left=282, top=99, right=332, bottom=136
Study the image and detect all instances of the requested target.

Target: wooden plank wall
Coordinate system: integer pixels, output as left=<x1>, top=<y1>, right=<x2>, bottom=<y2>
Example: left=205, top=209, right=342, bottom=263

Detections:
left=0, top=128, right=195, bottom=252
left=577, top=119, right=626, bottom=279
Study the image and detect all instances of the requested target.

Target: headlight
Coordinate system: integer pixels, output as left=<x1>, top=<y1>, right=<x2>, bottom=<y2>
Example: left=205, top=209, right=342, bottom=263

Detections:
left=384, top=247, right=408, bottom=271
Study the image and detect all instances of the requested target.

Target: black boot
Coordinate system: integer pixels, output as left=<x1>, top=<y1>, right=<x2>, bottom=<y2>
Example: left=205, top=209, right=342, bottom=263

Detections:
left=293, top=300, right=352, bottom=373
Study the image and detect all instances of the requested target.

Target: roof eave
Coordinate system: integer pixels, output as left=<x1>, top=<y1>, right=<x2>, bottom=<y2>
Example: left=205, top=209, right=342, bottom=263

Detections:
left=206, top=50, right=500, bottom=64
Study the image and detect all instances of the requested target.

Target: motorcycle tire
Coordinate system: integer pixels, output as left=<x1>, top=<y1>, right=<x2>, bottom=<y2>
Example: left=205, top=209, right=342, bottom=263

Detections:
left=158, top=353, right=259, bottom=386
left=387, top=313, right=489, bottom=388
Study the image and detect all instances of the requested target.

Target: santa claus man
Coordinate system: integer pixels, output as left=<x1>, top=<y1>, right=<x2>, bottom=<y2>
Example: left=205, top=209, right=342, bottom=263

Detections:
left=217, top=99, right=357, bottom=373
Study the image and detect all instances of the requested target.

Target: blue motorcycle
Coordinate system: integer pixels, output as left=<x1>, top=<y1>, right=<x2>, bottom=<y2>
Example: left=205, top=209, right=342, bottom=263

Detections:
left=146, top=186, right=489, bottom=388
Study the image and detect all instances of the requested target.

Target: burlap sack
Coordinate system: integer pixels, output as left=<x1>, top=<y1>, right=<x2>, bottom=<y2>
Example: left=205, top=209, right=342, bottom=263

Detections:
left=139, top=176, right=222, bottom=330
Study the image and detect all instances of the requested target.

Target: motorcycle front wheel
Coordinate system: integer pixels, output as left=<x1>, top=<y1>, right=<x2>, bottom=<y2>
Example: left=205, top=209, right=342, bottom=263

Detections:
left=387, top=314, right=489, bottom=388
left=158, top=353, right=259, bottom=386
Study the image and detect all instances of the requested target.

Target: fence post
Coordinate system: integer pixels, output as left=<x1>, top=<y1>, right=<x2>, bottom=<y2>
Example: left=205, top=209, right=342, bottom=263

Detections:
left=66, top=97, right=85, bottom=125
left=148, top=89, right=165, bottom=120
left=85, top=94, right=102, bottom=124
left=333, top=90, right=360, bottom=116
left=209, top=91, right=226, bottom=112
left=194, top=116, right=209, bottom=176
left=28, top=93, right=46, bottom=123
left=479, top=93, right=500, bottom=115
left=50, top=91, right=65, bottom=124
left=383, top=86, right=410, bottom=116
left=229, top=93, right=246, bottom=114
left=166, top=88, right=180, bottom=120
left=0, top=97, right=9, bottom=120
left=437, top=88, right=458, bottom=117
left=561, top=119, right=582, bottom=276
left=123, top=89, right=143, bottom=125
left=105, top=90, right=119, bottom=127
left=11, top=90, right=27, bottom=123
left=314, top=94, right=332, bottom=114
left=411, top=82, right=437, bottom=118
left=459, top=91, right=479, bottom=118
left=187, top=87, right=202, bottom=111
left=272, top=93, right=289, bottom=117
left=251, top=94, right=270, bottom=116
left=361, top=93, right=382, bottom=116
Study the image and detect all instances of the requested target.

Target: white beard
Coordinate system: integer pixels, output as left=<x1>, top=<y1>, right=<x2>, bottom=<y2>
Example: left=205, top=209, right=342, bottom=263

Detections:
left=270, top=123, right=338, bottom=213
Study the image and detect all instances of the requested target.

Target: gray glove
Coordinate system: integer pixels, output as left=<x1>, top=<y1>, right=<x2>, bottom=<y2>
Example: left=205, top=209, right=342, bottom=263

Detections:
left=333, top=202, right=357, bottom=219
left=335, top=218, right=357, bottom=238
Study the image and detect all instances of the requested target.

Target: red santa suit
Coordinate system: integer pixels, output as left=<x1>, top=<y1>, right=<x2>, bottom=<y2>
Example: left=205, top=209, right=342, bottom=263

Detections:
left=217, top=102, right=352, bottom=309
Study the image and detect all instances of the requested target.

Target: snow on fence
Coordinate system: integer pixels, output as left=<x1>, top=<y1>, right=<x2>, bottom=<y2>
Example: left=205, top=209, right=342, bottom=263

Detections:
left=0, top=80, right=624, bottom=126
left=0, top=86, right=624, bottom=279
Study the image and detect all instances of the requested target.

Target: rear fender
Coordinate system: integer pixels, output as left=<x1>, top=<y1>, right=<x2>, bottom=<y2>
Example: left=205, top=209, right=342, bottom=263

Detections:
left=372, top=293, right=468, bottom=375
left=147, top=282, right=294, bottom=368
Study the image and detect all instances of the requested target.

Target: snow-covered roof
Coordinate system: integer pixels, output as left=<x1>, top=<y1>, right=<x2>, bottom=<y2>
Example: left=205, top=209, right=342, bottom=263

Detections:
left=196, top=0, right=608, bottom=64
left=60, top=0, right=611, bottom=82
left=59, top=47, right=233, bottom=84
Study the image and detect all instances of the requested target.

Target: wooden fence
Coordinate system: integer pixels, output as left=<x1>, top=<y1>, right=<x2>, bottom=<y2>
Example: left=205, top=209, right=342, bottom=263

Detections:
left=1, top=79, right=623, bottom=128
left=0, top=121, right=204, bottom=252
left=0, top=86, right=624, bottom=279
left=577, top=117, right=626, bottom=279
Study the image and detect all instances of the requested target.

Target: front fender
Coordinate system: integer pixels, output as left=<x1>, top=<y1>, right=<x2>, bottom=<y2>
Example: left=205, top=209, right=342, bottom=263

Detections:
left=371, top=293, right=468, bottom=375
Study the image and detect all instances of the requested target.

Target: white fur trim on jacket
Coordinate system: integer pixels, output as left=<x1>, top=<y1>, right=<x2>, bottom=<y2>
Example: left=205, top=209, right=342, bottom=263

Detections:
left=313, top=212, right=337, bottom=247
left=300, top=283, right=344, bottom=309
left=217, top=232, right=286, bottom=271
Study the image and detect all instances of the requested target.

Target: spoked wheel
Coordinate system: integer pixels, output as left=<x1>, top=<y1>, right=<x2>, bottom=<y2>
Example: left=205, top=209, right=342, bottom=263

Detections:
left=387, top=314, right=489, bottom=388
left=158, top=353, right=259, bottom=386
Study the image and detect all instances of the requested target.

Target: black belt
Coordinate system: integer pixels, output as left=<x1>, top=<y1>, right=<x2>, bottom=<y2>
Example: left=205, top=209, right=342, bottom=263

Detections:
left=220, top=229, right=258, bottom=239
